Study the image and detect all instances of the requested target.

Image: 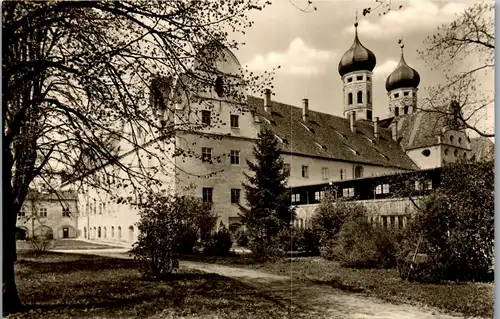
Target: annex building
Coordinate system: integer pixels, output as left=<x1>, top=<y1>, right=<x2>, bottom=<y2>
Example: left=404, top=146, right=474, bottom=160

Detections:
left=72, top=23, right=479, bottom=244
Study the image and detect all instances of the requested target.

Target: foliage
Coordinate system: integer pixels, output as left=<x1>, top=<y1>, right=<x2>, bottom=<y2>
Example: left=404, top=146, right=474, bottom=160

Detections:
left=235, top=230, right=249, bottom=247
left=27, top=238, right=56, bottom=255
left=203, top=223, right=233, bottom=256
left=131, top=193, right=214, bottom=280
left=240, top=129, right=294, bottom=259
left=277, top=227, right=304, bottom=252
left=246, top=226, right=285, bottom=262
left=398, top=160, right=494, bottom=282
left=302, top=228, right=320, bottom=255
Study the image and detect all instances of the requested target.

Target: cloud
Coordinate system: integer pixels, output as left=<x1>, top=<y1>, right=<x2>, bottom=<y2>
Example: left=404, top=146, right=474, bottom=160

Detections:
left=373, top=59, right=398, bottom=78
left=245, top=38, right=334, bottom=77
left=343, top=2, right=469, bottom=39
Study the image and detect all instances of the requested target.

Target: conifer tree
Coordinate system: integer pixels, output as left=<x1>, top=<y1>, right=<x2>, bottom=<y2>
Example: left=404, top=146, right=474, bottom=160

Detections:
left=240, top=129, right=294, bottom=248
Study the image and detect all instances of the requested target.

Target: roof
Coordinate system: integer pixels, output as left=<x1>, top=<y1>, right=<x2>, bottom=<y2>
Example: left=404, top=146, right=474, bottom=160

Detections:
left=338, top=25, right=376, bottom=77
left=247, top=96, right=418, bottom=170
left=385, top=51, right=420, bottom=92
left=470, top=136, right=494, bottom=162
left=27, top=189, right=78, bottom=201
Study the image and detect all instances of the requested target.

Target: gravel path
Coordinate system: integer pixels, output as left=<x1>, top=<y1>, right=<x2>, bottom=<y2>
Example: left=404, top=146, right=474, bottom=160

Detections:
left=53, top=248, right=467, bottom=319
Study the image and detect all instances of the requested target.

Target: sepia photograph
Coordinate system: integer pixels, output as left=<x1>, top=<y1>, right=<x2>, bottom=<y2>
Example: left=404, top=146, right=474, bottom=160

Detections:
left=3, top=0, right=494, bottom=318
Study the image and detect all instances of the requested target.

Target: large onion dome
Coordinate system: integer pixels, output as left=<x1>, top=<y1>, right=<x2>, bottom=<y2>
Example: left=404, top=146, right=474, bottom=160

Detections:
left=338, top=23, right=377, bottom=77
left=385, top=48, right=420, bottom=91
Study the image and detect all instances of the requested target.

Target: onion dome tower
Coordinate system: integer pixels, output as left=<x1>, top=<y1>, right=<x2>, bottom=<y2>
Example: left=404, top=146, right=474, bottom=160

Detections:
left=385, top=41, right=420, bottom=117
left=338, top=18, right=376, bottom=121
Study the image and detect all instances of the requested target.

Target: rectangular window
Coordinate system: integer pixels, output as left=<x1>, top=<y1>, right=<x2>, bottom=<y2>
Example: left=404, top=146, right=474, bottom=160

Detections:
left=383, top=216, right=388, bottom=229
left=415, top=180, right=423, bottom=191
left=398, top=216, right=404, bottom=229
left=202, top=147, right=212, bottom=162
left=230, top=189, right=240, bottom=204
left=230, top=115, right=239, bottom=128
left=394, top=93, right=400, bottom=98
left=347, top=77, right=353, bottom=83
left=202, top=187, right=213, bottom=203
left=424, top=180, right=432, bottom=190
left=375, top=185, right=382, bottom=194
left=18, top=208, right=26, bottom=217
left=340, top=169, right=346, bottom=180
left=367, top=110, right=373, bottom=120
left=356, top=75, right=363, bottom=81
left=93, top=201, right=96, bottom=215
left=404, top=91, right=409, bottom=96
left=342, top=188, right=355, bottom=198
left=62, top=207, right=71, bottom=217
left=302, top=165, right=309, bottom=178
left=314, top=191, right=325, bottom=201
left=376, top=184, right=390, bottom=194
left=321, top=167, right=329, bottom=179
left=201, top=110, right=211, bottom=126
left=283, top=163, right=290, bottom=175
left=390, top=216, right=396, bottom=228
left=39, top=208, right=47, bottom=218
left=230, top=150, right=240, bottom=165
left=99, top=203, right=102, bottom=214
left=292, top=193, right=301, bottom=203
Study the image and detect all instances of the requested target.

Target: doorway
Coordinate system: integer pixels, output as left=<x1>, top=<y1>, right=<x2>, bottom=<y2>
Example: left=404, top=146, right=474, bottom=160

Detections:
left=63, top=227, right=69, bottom=239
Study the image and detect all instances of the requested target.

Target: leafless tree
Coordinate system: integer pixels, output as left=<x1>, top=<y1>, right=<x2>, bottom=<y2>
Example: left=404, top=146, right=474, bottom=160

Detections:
left=3, top=1, right=275, bottom=314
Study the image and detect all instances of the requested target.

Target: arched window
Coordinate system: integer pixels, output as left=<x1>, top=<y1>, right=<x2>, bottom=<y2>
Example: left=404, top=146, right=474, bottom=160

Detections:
left=118, top=226, right=122, bottom=239
left=98, top=227, right=101, bottom=238
left=111, top=226, right=115, bottom=238
left=394, top=107, right=399, bottom=116
left=104, top=227, right=107, bottom=239
left=357, top=91, right=363, bottom=103
left=404, top=105, right=409, bottom=115
left=93, top=227, right=96, bottom=239
left=367, top=91, right=371, bottom=103
left=84, top=227, right=87, bottom=239
left=214, top=76, right=224, bottom=97
left=129, top=226, right=134, bottom=241
left=348, top=93, right=353, bottom=105
left=354, top=166, right=364, bottom=178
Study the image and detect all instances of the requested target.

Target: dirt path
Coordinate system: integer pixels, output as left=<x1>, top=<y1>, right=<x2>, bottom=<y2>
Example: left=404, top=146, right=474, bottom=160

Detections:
left=53, top=249, right=465, bottom=319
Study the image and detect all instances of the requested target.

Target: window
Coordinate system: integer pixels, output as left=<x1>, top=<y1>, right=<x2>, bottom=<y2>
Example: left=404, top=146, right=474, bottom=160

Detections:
left=347, top=77, right=353, bottom=83
left=230, top=150, right=240, bottom=165
left=342, top=188, right=355, bottom=198
left=86, top=203, right=89, bottom=215
left=230, top=189, right=240, bottom=204
left=62, top=207, right=70, bottom=217
left=354, top=166, right=363, bottom=178
left=39, top=208, right=47, bottom=218
left=201, top=110, right=211, bottom=126
left=214, top=76, right=224, bottom=97
left=394, top=107, right=399, bottom=116
left=398, top=216, right=404, bottom=229
left=404, top=105, right=409, bottom=115
left=458, top=137, right=462, bottom=145
left=230, top=115, right=239, bottom=128
left=415, top=181, right=423, bottom=191
left=314, top=191, right=325, bottom=201
left=18, top=208, right=26, bottom=217
left=454, top=149, right=458, bottom=157
left=118, top=226, right=122, bottom=239
left=292, top=193, right=301, bottom=203
left=321, top=167, right=329, bottom=179
left=98, top=227, right=101, bottom=238
left=356, top=75, right=363, bottom=81
left=301, top=165, right=309, bottom=178
left=202, top=147, right=212, bottom=162
left=283, top=163, right=291, bottom=175
left=367, top=91, right=371, bottom=103
left=444, top=148, right=449, bottom=156
left=104, top=227, right=107, bottom=239
left=404, top=91, right=409, bottom=96
left=394, top=93, right=399, bottom=98
left=367, top=110, right=372, bottom=120
left=202, top=187, right=213, bottom=203
left=424, top=180, right=432, bottom=190
left=357, top=91, right=363, bottom=104
left=390, top=216, right=396, bottom=228
left=111, top=226, right=115, bottom=238
left=382, top=216, right=388, bottom=229
left=367, top=76, right=371, bottom=81
left=340, top=169, right=346, bottom=180
left=99, top=203, right=102, bottom=214
left=422, top=149, right=431, bottom=157
left=348, top=92, right=353, bottom=105
left=375, top=184, right=389, bottom=194
left=93, top=200, right=96, bottom=215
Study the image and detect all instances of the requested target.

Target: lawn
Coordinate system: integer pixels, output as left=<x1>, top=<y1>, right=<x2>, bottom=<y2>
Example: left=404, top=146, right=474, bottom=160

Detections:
left=10, top=252, right=291, bottom=319
left=180, top=255, right=494, bottom=318
left=16, top=239, right=125, bottom=251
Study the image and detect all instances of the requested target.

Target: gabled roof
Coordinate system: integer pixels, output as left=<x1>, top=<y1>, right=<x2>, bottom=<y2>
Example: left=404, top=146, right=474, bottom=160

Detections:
left=247, top=96, right=418, bottom=170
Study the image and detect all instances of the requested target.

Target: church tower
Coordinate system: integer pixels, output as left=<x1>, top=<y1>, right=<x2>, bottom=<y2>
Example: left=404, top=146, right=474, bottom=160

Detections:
left=385, top=41, right=420, bottom=117
left=338, top=20, right=376, bottom=121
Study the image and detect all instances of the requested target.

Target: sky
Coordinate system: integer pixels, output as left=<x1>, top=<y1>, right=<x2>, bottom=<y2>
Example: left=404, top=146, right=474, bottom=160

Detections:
left=228, top=0, right=494, bottom=137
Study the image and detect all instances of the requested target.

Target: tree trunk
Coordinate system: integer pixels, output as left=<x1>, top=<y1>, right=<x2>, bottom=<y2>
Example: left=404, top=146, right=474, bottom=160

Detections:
left=2, top=145, right=24, bottom=315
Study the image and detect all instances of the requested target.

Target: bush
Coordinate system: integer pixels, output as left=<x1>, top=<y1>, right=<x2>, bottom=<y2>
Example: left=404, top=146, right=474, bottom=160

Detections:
left=302, top=228, right=320, bottom=254
left=131, top=193, right=214, bottom=280
left=278, top=227, right=304, bottom=252
left=28, top=237, right=56, bottom=254
left=203, top=223, right=233, bottom=256
left=246, top=226, right=284, bottom=262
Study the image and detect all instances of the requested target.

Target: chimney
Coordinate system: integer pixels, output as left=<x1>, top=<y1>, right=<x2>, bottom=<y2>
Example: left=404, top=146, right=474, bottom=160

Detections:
left=264, top=89, right=272, bottom=113
left=350, top=112, right=356, bottom=133
left=373, top=117, right=380, bottom=139
left=392, top=121, right=398, bottom=141
left=302, top=98, right=309, bottom=122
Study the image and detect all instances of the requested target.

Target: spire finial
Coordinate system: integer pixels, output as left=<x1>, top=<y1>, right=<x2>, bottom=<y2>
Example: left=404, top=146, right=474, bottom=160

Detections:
left=355, top=9, right=359, bottom=28
left=398, top=38, right=404, bottom=51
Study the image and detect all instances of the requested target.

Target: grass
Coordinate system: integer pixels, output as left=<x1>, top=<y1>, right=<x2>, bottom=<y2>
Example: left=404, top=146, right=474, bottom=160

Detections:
left=180, top=255, right=493, bottom=318
left=10, top=251, right=292, bottom=319
left=16, top=239, right=125, bottom=251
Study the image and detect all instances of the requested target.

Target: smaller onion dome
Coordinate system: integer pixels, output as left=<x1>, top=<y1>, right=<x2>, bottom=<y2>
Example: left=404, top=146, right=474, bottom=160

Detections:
left=338, top=23, right=377, bottom=77
left=385, top=45, right=420, bottom=92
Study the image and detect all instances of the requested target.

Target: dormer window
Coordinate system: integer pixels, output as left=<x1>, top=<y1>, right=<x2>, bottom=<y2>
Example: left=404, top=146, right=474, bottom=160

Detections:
left=214, top=76, right=224, bottom=97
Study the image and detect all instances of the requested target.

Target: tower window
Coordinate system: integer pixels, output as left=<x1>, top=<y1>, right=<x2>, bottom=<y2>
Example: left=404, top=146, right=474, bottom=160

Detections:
left=347, top=77, right=353, bottom=83
left=404, top=105, right=409, bottom=114
left=367, top=76, right=371, bottom=81
left=367, top=110, right=372, bottom=120
left=356, top=75, right=363, bottom=81
left=357, top=91, right=363, bottom=104
left=394, top=107, right=399, bottom=116
left=404, top=92, right=409, bottom=96
left=214, top=76, right=224, bottom=97
left=348, top=93, right=353, bottom=105
left=394, top=93, right=400, bottom=98
left=367, top=91, right=371, bottom=103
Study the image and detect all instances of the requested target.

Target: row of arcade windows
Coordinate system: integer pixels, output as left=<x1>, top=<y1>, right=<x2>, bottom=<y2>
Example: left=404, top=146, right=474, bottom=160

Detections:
left=348, top=91, right=371, bottom=105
